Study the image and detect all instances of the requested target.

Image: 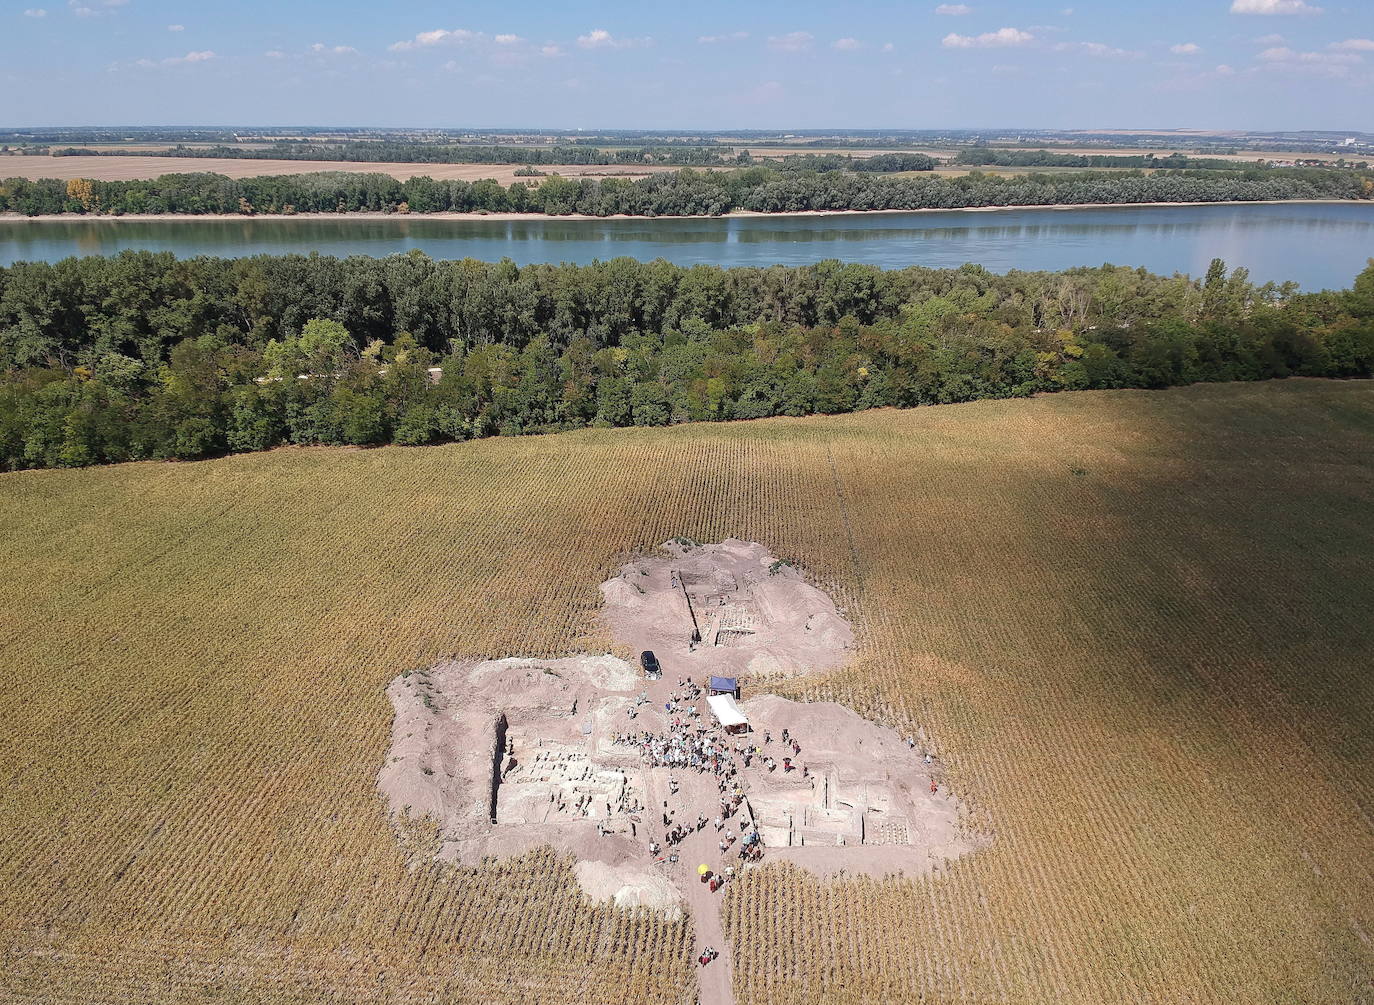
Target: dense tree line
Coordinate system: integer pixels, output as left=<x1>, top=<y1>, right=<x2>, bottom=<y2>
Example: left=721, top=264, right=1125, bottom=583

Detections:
left=958, top=150, right=1261, bottom=170
left=41, top=145, right=934, bottom=172
left=52, top=142, right=742, bottom=167
left=854, top=153, right=940, bottom=172
left=764, top=153, right=936, bottom=173
left=2, top=251, right=1371, bottom=471
left=3, top=165, right=1371, bottom=219
left=954, top=149, right=1372, bottom=171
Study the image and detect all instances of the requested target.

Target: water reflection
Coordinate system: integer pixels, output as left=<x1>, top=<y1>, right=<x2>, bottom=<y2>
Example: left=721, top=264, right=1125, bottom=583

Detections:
left=2, top=202, right=1372, bottom=290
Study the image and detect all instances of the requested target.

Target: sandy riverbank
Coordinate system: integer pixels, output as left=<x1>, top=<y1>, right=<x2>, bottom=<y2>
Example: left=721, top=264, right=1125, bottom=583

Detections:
left=0, top=199, right=1365, bottom=225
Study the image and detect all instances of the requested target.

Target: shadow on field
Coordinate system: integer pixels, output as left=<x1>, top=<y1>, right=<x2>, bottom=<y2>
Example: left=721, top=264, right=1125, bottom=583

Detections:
left=735, top=378, right=1374, bottom=1003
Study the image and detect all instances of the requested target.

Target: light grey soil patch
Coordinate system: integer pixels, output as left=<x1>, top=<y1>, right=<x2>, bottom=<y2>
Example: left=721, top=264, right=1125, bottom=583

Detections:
left=378, top=654, right=680, bottom=913
left=599, top=538, right=855, bottom=684
left=739, top=696, right=977, bottom=878
left=378, top=540, right=988, bottom=1003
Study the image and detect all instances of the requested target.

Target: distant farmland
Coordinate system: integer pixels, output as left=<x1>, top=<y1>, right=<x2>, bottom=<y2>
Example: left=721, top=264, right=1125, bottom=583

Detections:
left=1, top=380, right=1371, bottom=1003
left=0, top=154, right=685, bottom=184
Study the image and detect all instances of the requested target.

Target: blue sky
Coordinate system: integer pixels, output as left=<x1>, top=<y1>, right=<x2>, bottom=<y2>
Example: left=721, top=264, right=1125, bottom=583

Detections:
left=4, top=0, right=1372, bottom=129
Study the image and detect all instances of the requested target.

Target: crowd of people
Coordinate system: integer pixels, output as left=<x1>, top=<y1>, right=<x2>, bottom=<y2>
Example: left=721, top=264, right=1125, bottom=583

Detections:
left=613, top=673, right=827, bottom=968
left=614, top=679, right=823, bottom=878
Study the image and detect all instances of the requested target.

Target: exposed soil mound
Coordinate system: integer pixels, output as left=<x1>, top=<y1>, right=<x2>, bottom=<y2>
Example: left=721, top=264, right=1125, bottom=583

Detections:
left=599, top=539, right=855, bottom=682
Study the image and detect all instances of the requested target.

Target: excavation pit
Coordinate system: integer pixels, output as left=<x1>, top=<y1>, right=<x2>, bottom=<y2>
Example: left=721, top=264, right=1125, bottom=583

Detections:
left=599, top=539, right=856, bottom=682
left=378, top=539, right=983, bottom=924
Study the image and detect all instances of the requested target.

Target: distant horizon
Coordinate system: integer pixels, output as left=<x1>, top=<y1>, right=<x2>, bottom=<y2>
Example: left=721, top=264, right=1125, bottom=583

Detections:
left=4, top=125, right=1372, bottom=137
left=5, top=0, right=1371, bottom=130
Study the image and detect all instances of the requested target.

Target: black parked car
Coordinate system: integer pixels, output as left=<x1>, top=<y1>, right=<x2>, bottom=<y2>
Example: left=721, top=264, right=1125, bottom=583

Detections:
left=640, top=651, right=663, bottom=679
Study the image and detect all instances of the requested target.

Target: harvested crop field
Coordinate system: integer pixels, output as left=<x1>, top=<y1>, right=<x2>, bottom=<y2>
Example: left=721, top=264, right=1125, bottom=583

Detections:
left=0, top=155, right=685, bottom=184
left=1, top=379, right=1372, bottom=1004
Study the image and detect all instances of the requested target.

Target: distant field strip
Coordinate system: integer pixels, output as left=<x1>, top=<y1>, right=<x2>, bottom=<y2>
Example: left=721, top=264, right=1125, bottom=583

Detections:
left=0, top=155, right=686, bottom=184
left=1, top=379, right=1371, bottom=1003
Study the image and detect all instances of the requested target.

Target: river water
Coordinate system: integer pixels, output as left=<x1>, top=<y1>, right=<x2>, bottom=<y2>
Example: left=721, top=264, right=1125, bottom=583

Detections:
left=2, top=201, right=1372, bottom=290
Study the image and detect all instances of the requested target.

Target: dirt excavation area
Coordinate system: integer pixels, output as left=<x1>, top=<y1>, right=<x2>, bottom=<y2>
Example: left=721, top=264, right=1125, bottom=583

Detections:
left=378, top=540, right=982, bottom=1001
left=379, top=653, right=678, bottom=911
left=600, top=539, right=855, bottom=684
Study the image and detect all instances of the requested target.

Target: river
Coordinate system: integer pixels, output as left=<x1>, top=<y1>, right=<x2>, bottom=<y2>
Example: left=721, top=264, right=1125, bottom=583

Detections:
left=2, top=201, right=1372, bottom=290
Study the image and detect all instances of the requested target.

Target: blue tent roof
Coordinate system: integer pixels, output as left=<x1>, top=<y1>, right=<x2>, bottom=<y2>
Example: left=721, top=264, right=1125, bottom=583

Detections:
left=709, top=676, right=738, bottom=692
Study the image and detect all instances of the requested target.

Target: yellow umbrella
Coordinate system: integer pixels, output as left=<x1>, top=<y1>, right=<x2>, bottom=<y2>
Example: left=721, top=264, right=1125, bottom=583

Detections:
left=697, top=864, right=710, bottom=876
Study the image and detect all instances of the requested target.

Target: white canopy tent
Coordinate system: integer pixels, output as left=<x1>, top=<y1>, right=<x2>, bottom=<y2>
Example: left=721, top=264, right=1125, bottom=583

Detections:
left=707, top=693, right=750, bottom=732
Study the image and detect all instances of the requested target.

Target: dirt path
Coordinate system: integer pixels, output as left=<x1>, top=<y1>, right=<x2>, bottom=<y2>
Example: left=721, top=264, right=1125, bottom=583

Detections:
left=638, top=673, right=737, bottom=1005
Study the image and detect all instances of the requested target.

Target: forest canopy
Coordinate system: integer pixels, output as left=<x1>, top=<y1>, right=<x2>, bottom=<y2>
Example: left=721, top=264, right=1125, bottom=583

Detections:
left=2, top=251, right=1371, bottom=471
left=3, top=164, right=1371, bottom=218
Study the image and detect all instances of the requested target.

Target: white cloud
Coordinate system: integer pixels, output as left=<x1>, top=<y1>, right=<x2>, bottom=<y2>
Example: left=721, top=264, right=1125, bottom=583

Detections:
left=388, top=28, right=479, bottom=52
left=1153, top=62, right=1239, bottom=91
left=1255, top=45, right=1361, bottom=74
left=767, top=31, right=814, bottom=52
left=1330, top=38, right=1374, bottom=51
left=934, top=4, right=972, bottom=14
left=942, top=27, right=1033, bottom=48
left=140, top=50, right=214, bottom=67
left=577, top=28, right=645, bottom=49
left=1258, top=45, right=1359, bottom=62
left=698, top=31, right=749, bottom=44
left=443, top=59, right=460, bottom=71
left=1230, top=0, right=1322, bottom=14
left=540, top=43, right=562, bottom=57
left=1055, top=40, right=1140, bottom=58
left=832, top=37, right=861, bottom=50
left=264, top=49, right=285, bottom=58
left=167, top=23, right=183, bottom=31
left=494, top=33, right=522, bottom=45
left=1170, top=42, right=1202, bottom=54
left=574, top=28, right=650, bottom=49
left=23, top=8, right=47, bottom=16
left=311, top=42, right=358, bottom=54
left=69, top=0, right=123, bottom=14
left=882, top=42, right=895, bottom=52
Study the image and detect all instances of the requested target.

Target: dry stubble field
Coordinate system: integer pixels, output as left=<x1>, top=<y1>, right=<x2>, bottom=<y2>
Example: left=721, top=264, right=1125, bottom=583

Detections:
left=0, top=156, right=681, bottom=185
left=1, top=379, right=1371, bottom=1004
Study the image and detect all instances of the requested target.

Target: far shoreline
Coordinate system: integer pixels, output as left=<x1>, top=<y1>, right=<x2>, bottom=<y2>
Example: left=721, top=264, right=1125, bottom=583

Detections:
left=0, top=198, right=1367, bottom=225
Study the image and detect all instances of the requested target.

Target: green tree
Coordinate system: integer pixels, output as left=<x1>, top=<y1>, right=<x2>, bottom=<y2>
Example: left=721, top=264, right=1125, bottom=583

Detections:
left=630, top=382, right=671, bottom=426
